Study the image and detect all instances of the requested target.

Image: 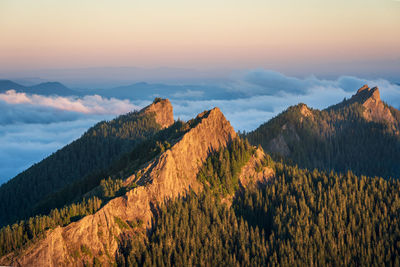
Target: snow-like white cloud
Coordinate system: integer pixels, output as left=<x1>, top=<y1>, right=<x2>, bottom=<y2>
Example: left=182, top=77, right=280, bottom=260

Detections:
left=225, top=70, right=369, bottom=96
left=172, top=71, right=400, bottom=131
left=172, top=89, right=204, bottom=98
left=0, top=119, right=103, bottom=184
left=171, top=86, right=352, bottom=132
left=0, top=90, right=138, bottom=115
left=0, top=93, right=142, bottom=184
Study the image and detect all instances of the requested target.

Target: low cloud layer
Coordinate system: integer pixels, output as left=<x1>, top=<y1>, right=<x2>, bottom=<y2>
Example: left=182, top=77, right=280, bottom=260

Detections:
left=0, top=119, right=102, bottom=184
left=171, top=70, right=400, bottom=131
left=0, top=93, right=142, bottom=184
left=0, top=90, right=138, bottom=115
left=227, top=70, right=369, bottom=96
left=171, top=86, right=352, bottom=132
left=1, top=70, right=399, bottom=184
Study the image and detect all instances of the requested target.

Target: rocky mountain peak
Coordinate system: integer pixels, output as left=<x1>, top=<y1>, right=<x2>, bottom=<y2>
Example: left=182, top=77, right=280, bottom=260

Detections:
left=352, top=85, right=393, bottom=123
left=356, top=84, right=370, bottom=94
left=196, top=107, right=223, bottom=120
left=328, top=85, right=393, bottom=124
left=354, top=85, right=381, bottom=104
left=142, top=98, right=174, bottom=128
left=299, top=104, right=313, bottom=118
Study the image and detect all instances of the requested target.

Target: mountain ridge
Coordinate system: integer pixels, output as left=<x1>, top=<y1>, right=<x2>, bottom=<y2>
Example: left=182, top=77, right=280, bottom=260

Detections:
left=1, top=91, right=400, bottom=266
left=1, top=106, right=241, bottom=266
left=0, top=80, right=78, bottom=96
left=328, top=85, right=395, bottom=124
left=246, top=85, right=400, bottom=179
left=0, top=99, right=173, bottom=227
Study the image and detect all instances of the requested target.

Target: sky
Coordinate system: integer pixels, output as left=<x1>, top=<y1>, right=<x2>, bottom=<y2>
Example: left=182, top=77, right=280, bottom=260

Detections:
left=1, top=0, right=399, bottom=80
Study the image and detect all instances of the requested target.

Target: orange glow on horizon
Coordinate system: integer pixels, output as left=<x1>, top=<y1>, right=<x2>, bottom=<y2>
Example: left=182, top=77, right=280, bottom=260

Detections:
left=0, top=0, right=399, bottom=71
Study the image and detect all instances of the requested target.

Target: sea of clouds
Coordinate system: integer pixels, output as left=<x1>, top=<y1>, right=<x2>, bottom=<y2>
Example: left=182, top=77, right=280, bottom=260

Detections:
left=1, top=69, right=399, bottom=184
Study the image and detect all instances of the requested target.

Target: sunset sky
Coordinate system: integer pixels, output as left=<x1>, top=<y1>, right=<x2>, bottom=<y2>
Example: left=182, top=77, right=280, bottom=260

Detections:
left=1, top=0, right=399, bottom=78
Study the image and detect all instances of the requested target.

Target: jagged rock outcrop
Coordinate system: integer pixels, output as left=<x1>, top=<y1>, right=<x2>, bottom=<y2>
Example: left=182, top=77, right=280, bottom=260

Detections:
left=238, top=148, right=274, bottom=188
left=339, top=85, right=394, bottom=124
left=2, top=108, right=236, bottom=267
left=221, top=147, right=274, bottom=207
left=299, top=104, right=313, bottom=119
left=143, top=98, right=174, bottom=128
left=358, top=86, right=394, bottom=123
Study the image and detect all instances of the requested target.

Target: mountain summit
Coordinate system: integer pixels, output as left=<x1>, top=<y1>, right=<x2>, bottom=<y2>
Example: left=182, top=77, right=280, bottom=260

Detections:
left=331, top=85, right=394, bottom=123
left=247, top=85, right=400, bottom=179
left=356, top=86, right=394, bottom=123
left=355, top=84, right=380, bottom=101
left=142, top=98, right=174, bottom=128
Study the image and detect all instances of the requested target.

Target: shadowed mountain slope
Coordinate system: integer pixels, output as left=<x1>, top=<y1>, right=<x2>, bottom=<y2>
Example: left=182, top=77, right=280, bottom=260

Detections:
left=247, top=85, right=400, bottom=178
left=0, top=99, right=174, bottom=227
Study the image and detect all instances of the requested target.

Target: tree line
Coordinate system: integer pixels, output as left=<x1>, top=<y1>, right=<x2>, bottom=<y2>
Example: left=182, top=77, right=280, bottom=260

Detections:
left=117, top=137, right=400, bottom=266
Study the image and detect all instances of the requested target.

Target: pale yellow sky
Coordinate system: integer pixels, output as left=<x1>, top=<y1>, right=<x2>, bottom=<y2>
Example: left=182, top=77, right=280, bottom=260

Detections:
left=0, top=0, right=399, bottom=72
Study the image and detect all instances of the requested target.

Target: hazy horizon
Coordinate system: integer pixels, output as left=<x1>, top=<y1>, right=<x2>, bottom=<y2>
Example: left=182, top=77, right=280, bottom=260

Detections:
left=1, top=0, right=399, bottom=78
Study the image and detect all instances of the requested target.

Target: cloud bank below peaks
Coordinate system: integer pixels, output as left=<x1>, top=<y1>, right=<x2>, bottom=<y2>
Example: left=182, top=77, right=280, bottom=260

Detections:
left=0, top=91, right=143, bottom=183
left=173, top=70, right=400, bottom=131
left=0, top=90, right=139, bottom=115
left=227, top=69, right=370, bottom=96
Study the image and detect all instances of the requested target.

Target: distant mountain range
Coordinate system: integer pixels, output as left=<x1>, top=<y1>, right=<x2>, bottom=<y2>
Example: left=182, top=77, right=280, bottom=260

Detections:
left=92, top=82, right=244, bottom=100
left=0, top=80, right=79, bottom=96
left=0, top=79, right=245, bottom=100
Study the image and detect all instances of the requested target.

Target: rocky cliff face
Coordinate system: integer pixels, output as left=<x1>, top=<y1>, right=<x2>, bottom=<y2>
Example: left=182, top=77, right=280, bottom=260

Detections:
left=221, top=147, right=274, bottom=207
left=238, top=148, right=274, bottom=188
left=143, top=98, right=174, bottom=128
left=343, top=85, right=394, bottom=124
left=359, top=86, right=394, bottom=124
left=2, top=108, right=236, bottom=267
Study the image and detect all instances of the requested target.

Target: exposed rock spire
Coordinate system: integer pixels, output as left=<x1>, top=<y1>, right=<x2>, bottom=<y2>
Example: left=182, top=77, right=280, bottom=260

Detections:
left=142, top=98, right=174, bottom=128
left=354, top=85, right=381, bottom=103
left=330, top=85, right=394, bottom=123
left=354, top=85, right=393, bottom=123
